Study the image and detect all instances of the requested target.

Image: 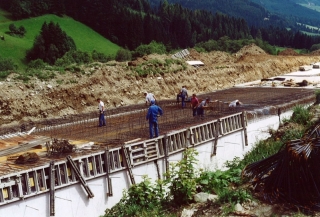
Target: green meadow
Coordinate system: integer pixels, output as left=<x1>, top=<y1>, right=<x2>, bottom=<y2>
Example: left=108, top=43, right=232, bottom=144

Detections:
left=0, top=12, right=120, bottom=69
left=275, top=46, right=304, bottom=54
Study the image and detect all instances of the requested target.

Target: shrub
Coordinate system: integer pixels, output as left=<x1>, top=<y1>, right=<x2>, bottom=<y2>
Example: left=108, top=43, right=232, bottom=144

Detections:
left=27, top=59, right=47, bottom=70
left=9, top=23, right=26, bottom=37
left=55, top=50, right=92, bottom=66
left=195, top=40, right=218, bottom=52
left=164, top=148, right=199, bottom=205
left=217, top=188, right=252, bottom=204
left=91, top=50, right=113, bottom=63
left=0, top=71, right=11, bottom=80
left=291, top=105, right=312, bottom=126
left=103, top=176, right=167, bottom=217
left=197, top=169, right=241, bottom=194
left=0, top=57, right=17, bottom=71
left=132, top=41, right=166, bottom=58
left=115, top=48, right=132, bottom=62
left=310, top=43, right=320, bottom=52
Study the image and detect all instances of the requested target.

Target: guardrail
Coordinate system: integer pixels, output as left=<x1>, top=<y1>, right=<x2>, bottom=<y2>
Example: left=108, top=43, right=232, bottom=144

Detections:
left=0, top=112, right=246, bottom=207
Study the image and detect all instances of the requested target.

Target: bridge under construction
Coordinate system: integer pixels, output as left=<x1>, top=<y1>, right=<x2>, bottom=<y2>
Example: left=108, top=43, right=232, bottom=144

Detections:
left=0, top=86, right=315, bottom=174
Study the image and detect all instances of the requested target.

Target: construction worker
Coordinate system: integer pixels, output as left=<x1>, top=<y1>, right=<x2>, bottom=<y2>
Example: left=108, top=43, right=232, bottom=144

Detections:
left=197, top=98, right=210, bottom=118
left=97, top=98, right=106, bottom=127
left=176, top=85, right=188, bottom=108
left=229, top=100, right=243, bottom=108
left=146, top=100, right=163, bottom=138
left=190, top=94, right=199, bottom=116
left=144, top=91, right=156, bottom=106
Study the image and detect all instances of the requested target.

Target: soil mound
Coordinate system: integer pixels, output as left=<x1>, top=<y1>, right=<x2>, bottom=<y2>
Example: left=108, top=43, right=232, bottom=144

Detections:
left=278, top=48, right=298, bottom=56
left=1, top=47, right=320, bottom=128
left=310, top=49, right=320, bottom=56
left=236, top=43, right=266, bottom=56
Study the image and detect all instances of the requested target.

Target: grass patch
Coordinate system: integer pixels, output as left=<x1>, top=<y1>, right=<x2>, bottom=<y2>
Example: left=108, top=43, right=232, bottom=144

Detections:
left=130, top=58, right=186, bottom=76
left=275, top=46, right=303, bottom=54
left=0, top=14, right=120, bottom=70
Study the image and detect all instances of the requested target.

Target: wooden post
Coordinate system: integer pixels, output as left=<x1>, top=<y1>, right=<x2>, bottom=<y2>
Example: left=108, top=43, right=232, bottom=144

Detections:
left=212, top=120, right=220, bottom=156
left=241, top=111, right=248, bottom=146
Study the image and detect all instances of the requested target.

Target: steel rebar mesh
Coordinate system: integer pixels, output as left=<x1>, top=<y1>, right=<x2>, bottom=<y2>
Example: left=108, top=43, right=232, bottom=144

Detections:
left=0, top=87, right=315, bottom=145
left=242, top=122, right=320, bottom=214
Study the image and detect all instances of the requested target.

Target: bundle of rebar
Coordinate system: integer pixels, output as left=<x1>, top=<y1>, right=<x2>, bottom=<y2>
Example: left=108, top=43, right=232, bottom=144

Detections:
left=242, top=123, right=320, bottom=212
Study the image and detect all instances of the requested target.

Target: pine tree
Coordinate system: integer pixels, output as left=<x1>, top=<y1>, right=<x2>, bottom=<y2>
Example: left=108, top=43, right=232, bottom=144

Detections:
left=26, top=21, right=76, bottom=65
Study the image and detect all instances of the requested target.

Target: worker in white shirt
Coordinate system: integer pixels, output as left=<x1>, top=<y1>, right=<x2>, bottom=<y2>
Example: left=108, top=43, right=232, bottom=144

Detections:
left=229, top=100, right=243, bottom=108
left=97, top=98, right=106, bottom=127
left=144, top=91, right=156, bottom=106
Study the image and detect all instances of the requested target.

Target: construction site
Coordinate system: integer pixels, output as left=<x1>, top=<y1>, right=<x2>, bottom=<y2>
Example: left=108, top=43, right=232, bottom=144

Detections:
left=0, top=86, right=315, bottom=166
left=0, top=83, right=317, bottom=215
left=1, top=45, right=320, bottom=216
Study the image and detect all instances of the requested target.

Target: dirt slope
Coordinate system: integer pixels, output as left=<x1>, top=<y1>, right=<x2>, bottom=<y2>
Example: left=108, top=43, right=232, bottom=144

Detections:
left=1, top=44, right=320, bottom=128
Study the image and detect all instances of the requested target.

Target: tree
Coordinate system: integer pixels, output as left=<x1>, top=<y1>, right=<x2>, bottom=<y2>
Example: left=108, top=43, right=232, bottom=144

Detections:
left=9, top=23, right=27, bottom=37
left=9, top=23, right=18, bottom=33
left=26, top=21, right=76, bottom=65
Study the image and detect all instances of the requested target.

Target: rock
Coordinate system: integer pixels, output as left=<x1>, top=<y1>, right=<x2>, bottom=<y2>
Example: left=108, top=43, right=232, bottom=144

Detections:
left=253, top=205, right=273, bottom=217
left=234, top=203, right=244, bottom=212
left=251, top=201, right=258, bottom=207
left=194, top=192, right=218, bottom=203
left=47, top=84, right=53, bottom=89
left=180, top=208, right=197, bottom=217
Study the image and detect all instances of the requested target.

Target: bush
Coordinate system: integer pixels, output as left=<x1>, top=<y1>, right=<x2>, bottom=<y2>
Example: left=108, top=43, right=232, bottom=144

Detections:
left=115, top=48, right=132, bottom=62
left=103, top=176, right=167, bottom=217
left=195, top=40, right=218, bottom=52
left=310, top=43, right=320, bottom=52
left=0, top=57, right=17, bottom=71
left=91, top=50, right=113, bottom=63
left=132, top=41, right=166, bottom=58
left=130, top=58, right=186, bottom=76
left=197, top=168, right=242, bottom=195
left=27, top=59, right=47, bottom=70
left=165, top=148, right=199, bottom=205
left=15, top=69, right=56, bottom=82
left=55, top=50, right=92, bottom=66
left=291, top=105, right=312, bottom=126
left=0, top=71, right=11, bottom=80
left=9, top=23, right=26, bottom=37
left=217, top=188, right=252, bottom=204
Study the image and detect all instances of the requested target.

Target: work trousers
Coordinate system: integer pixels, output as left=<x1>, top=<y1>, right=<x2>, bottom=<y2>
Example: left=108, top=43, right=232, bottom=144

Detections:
left=177, top=94, right=186, bottom=108
left=99, top=112, right=106, bottom=127
left=192, top=107, right=198, bottom=116
left=149, top=121, right=159, bottom=139
left=197, top=107, right=204, bottom=117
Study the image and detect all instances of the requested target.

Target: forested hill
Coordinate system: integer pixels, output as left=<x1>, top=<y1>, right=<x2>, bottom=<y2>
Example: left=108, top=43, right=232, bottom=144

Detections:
left=149, top=0, right=288, bottom=29
left=251, top=0, right=320, bottom=27
left=1, top=0, right=320, bottom=51
left=150, top=0, right=320, bottom=31
left=0, top=0, right=252, bottom=50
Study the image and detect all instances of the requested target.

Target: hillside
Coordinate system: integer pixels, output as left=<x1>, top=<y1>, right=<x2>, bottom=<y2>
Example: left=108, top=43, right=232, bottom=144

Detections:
left=0, top=14, right=120, bottom=69
left=150, top=0, right=320, bottom=30
left=1, top=44, right=320, bottom=128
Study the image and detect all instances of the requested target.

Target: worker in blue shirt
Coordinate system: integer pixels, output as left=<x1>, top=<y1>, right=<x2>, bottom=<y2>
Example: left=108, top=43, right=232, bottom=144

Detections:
left=146, top=100, right=163, bottom=138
